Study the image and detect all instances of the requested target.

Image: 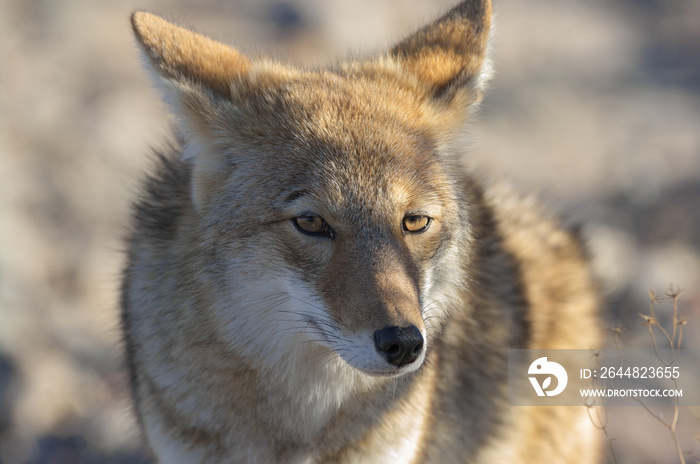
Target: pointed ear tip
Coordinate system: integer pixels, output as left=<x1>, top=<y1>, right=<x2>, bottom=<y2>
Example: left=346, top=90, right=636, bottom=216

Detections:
left=130, top=11, right=150, bottom=39
left=130, top=11, right=167, bottom=40
left=130, top=11, right=147, bottom=30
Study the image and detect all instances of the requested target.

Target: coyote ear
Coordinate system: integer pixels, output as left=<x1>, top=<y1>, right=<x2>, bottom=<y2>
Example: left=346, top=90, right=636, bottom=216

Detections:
left=390, top=0, right=493, bottom=102
left=131, top=12, right=252, bottom=212
left=131, top=11, right=250, bottom=99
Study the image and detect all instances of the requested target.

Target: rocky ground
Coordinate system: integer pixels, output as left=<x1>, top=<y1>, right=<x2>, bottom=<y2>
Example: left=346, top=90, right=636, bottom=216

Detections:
left=1, top=0, right=699, bottom=462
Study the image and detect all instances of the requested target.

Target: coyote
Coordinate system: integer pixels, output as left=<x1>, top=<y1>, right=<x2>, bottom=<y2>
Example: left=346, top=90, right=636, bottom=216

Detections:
left=123, top=1, right=601, bottom=462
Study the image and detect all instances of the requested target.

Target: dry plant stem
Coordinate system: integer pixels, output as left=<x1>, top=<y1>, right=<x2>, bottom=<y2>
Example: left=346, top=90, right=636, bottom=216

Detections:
left=612, top=326, right=624, bottom=359
left=643, top=287, right=687, bottom=464
left=589, top=338, right=619, bottom=463
left=586, top=405, right=618, bottom=464
left=670, top=290, right=679, bottom=347
left=593, top=287, right=689, bottom=463
left=634, top=397, right=685, bottom=464
left=649, top=296, right=671, bottom=343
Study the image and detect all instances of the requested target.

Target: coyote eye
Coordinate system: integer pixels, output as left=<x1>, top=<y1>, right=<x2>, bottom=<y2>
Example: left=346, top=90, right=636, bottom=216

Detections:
left=403, top=215, right=431, bottom=233
left=293, top=215, right=335, bottom=239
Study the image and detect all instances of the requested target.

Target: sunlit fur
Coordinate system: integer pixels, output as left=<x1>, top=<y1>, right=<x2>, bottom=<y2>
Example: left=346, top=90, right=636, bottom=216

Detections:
left=122, top=1, right=601, bottom=462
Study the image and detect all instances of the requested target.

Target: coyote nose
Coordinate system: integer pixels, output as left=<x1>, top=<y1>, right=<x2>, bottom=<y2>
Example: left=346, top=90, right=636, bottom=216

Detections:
left=374, top=325, right=424, bottom=367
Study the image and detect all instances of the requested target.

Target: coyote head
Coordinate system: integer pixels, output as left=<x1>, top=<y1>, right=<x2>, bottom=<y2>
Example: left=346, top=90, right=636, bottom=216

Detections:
left=131, top=1, right=492, bottom=378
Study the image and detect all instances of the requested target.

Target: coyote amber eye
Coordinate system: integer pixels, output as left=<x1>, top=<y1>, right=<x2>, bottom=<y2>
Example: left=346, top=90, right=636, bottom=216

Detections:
left=294, top=215, right=326, bottom=234
left=403, top=215, right=430, bottom=233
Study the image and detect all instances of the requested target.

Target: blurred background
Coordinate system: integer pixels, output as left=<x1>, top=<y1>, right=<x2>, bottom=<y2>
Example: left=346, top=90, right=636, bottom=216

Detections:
left=1, top=0, right=699, bottom=462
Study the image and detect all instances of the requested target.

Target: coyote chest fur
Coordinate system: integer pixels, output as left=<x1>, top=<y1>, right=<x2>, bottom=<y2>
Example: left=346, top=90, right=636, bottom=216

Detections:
left=123, top=1, right=601, bottom=462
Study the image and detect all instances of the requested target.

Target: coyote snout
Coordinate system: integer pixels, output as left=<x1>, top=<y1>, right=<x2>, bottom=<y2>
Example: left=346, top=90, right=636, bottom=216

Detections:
left=306, top=240, right=428, bottom=375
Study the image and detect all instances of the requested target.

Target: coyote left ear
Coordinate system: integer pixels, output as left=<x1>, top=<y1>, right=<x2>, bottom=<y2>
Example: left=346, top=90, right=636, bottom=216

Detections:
left=390, top=0, right=493, bottom=102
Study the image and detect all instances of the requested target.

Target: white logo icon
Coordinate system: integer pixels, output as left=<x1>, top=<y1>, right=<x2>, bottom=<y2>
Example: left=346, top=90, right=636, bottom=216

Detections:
left=528, top=357, right=568, bottom=397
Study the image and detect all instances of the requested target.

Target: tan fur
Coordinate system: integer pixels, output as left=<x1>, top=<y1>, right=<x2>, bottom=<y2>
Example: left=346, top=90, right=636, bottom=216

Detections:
left=131, top=12, right=250, bottom=98
left=391, top=1, right=492, bottom=97
left=123, top=2, right=601, bottom=463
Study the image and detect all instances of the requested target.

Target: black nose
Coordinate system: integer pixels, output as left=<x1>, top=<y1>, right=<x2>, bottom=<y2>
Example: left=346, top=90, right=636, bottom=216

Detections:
left=373, top=325, right=424, bottom=368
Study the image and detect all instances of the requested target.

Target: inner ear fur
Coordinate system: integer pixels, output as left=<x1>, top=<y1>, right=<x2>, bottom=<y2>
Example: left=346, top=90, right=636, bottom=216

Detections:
left=390, top=0, right=492, bottom=100
left=131, top=11, right=251, bottom=98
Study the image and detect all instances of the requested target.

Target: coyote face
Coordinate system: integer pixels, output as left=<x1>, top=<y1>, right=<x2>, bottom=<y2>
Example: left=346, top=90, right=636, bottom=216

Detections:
left=185, top=71, right=469, bottom=377
left=129, top=8, right=486, bottom=380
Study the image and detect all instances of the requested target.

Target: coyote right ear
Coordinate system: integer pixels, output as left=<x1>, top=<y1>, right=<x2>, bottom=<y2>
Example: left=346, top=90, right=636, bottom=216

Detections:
left=131, top=12, right=254, bottom=212
left=390, top=0, right=493, bottom=103
left=131, top=11, right=250, bottom=99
